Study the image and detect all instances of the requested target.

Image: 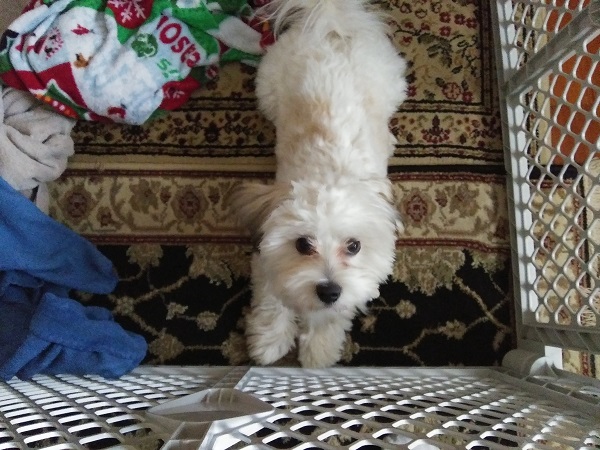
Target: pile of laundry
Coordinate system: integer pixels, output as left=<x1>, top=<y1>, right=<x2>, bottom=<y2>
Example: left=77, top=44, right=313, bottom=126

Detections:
left=0, top=0, right=271, bottom=124
left=0, top=0, right=270, bottom=380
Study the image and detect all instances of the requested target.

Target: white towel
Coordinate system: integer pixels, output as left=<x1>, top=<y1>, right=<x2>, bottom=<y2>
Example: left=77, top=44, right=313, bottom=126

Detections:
left=0, top=84, right=75, bottom=210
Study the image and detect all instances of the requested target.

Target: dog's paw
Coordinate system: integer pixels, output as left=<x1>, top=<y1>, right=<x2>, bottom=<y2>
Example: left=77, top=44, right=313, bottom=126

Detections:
left=297, top=329, right=345, bottom=368
left=248, top=332, right=295, bottom=365
left=298, top=345, right=341, bottom=369
left=246, top=301, right=297, bottom=365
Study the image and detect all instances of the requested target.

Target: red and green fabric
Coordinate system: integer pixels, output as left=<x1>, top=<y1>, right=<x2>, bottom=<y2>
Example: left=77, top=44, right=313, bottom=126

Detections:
left=0, top=0, right=273, bottom=124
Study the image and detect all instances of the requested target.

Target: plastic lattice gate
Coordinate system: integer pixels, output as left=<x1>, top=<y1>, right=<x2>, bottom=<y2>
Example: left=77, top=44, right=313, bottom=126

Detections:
left=494, top=0, right=600, bottom=352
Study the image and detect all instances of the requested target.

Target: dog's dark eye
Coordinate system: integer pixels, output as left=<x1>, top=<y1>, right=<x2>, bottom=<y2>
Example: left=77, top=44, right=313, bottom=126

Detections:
left=345, top=239, right=361, bottom=256
left=296, top=237, right=316, bottom=255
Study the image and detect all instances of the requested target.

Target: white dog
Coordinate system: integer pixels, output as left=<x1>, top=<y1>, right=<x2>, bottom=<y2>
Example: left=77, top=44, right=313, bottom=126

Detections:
left=232, top=0, right=407, bottom=368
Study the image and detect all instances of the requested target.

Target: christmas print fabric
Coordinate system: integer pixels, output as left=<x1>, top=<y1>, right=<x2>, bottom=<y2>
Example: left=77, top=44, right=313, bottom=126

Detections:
left=0, top=0, right=271, bottom=124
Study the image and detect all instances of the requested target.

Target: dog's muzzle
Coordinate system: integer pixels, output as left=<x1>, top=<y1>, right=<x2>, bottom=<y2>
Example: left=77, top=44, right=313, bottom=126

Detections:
left=316, top=281, right=342, bottom=304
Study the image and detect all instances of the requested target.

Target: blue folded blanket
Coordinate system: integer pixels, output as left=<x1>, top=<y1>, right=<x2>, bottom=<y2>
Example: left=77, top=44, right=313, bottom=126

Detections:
left=0, top=176, right=147, bottom=380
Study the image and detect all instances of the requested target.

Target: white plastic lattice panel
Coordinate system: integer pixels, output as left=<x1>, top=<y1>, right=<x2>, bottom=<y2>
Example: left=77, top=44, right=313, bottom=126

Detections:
left=495, top=0, right=592, bottom=79
left=1, top=367, right=599, bottom=449
left=0, top=366, right=234, bottom=449
left=493, top=0, right=600, bottom=352
left=192, top=367, right=600, bottom=450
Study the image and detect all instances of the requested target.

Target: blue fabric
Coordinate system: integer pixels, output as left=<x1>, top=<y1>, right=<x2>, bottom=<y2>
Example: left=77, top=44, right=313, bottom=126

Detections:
left=0, top=176, right=147, bottom=380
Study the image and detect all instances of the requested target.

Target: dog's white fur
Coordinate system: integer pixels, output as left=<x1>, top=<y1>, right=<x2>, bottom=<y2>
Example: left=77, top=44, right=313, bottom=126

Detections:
left=232, top=0, right=407, bottom=368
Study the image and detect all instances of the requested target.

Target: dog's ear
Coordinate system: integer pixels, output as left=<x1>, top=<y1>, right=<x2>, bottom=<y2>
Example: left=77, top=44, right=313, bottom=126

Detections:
left=229, top=182, right=291, bottom=240
left=364, top=178, right=405, bottom=235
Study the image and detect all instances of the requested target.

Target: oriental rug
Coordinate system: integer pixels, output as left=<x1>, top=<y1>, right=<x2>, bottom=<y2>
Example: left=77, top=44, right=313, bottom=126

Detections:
left=49, top=0, right=517, bottom=367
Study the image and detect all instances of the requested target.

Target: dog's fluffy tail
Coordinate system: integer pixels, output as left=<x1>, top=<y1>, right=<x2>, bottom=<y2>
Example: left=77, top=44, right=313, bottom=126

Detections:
left=264, top=0, right=384, bottom=38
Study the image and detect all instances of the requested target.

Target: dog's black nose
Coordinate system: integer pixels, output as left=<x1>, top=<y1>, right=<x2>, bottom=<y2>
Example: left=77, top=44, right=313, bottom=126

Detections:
left=316, top=282, right=342, bottom=304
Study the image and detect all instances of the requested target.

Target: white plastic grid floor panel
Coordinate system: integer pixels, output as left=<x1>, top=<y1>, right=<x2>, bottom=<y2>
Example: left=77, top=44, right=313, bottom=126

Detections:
left=0, top=366, right=233, bottom=450
left=1, top=366, right=599, bottom=449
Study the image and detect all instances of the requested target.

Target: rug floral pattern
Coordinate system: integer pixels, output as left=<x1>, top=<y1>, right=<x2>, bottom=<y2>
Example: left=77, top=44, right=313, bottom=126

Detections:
left=49, top=0, right=516, bottom=367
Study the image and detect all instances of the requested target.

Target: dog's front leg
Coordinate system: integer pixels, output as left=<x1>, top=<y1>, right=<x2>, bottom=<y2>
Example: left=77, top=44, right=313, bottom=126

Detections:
left=297, top=312, right=353, bottom=368
left=245, top=294, right=297, bottom=366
